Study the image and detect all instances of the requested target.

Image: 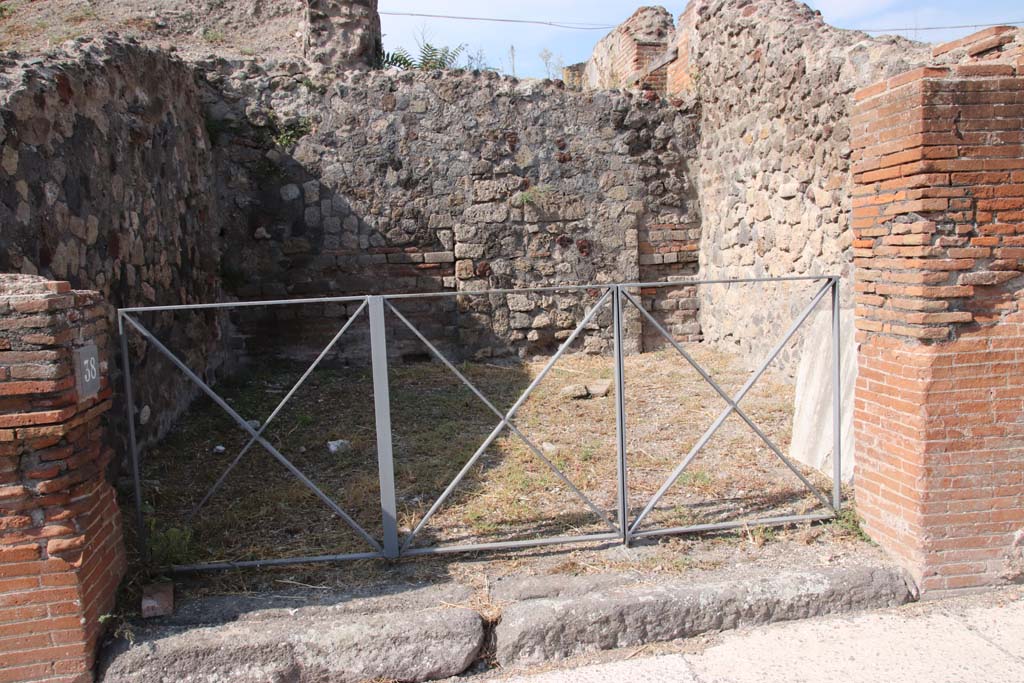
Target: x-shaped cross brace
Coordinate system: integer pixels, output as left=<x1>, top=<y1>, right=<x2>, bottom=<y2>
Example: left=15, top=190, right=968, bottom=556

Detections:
left=624, top=280, right=836, bottom=534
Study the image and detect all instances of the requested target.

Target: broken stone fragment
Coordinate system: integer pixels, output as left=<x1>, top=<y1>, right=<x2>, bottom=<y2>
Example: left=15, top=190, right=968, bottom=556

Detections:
left=141, top=582, right=174, bottom=619
left=586, top=379, right=613, bottom=398
left=327, top=439, right=351, bottom=454
left=560, top=384, right=589, bottom=400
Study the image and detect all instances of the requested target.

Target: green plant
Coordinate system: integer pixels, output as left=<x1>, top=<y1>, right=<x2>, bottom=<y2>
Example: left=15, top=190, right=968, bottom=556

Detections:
left=272, top=117, right=312, bottom=149
left=833, top=507, right=872, bottom=543
left=99, top=613, right=136, bottom=644
left=0, top=3, right=13, bottom=21
left=377, top=42, right=467, bottom=71
left=202, top=28, right=226, bottom=44
left=744, top=523, right=776, bottom=548
left=679, top=468, right=714, bottom=491
left=300, top=77, right=327, bottom=94
left=147, top=521, right=195, bottom=568
left=514, top=184, right=554, bottom=207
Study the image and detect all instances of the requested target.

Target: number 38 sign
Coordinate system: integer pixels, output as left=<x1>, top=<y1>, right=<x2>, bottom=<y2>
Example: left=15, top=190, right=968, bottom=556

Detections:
left=73, top=342, right=101, bottom=400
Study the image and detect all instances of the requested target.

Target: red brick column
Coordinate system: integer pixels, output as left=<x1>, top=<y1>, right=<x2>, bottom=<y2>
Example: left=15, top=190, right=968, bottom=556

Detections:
left=850, top=59, right=1024, bottom=596
left=0, top=275, right=124, bottom=683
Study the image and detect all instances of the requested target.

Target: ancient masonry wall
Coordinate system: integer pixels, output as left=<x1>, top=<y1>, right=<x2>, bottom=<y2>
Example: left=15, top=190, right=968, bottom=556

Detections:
left=0, top=275, right=124, bottom=683
left=0, top=38, right=231, bottom=447
left=569, top=7, right=676, bottom=92
left=201, top=64, right=703, bottom=358
left=851, top=27, right=1024, bottom=595
left=304, top=0, right=382, bottom=71
left=674, top=0, right=928, bottom=369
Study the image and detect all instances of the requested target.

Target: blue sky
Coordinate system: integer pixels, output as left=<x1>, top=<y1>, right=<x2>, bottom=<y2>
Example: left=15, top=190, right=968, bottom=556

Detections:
left=379, top=1, right=1023, bottom=78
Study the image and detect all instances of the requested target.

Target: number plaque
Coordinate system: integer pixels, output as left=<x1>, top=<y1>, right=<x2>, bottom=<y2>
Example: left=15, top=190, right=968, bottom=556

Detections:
left=73, top=342, right=101, bottom=400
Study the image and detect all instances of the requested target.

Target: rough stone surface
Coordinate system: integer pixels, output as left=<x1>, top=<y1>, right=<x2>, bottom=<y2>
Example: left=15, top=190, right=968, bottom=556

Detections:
left=0, top=37, right=232, bottom=451
left=495, top=565, right=915, bottom=666
left=576, top=7, right=676, bottom=90
left=678, top=0, right=929, bottom=370
left=202, top=63, right=701, bottom=361
left=101, top=586, right=484, bottom=683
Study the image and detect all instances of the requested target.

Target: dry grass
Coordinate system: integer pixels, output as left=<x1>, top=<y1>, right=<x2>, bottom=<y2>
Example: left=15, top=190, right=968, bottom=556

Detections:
left=131, top=341, right=835, bottom=596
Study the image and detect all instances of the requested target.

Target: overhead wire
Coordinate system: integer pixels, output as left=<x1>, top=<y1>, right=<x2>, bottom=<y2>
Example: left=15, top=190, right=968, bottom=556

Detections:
left=378, top=10, right=1024, bottom=35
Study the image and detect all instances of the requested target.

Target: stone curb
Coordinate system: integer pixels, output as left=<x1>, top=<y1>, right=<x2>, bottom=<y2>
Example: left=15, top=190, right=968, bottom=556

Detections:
left=494, top=565, right=917, bottom=667
left=100, top=565, right=916, bottom=681
left=100, top=585, right=484, bottom=683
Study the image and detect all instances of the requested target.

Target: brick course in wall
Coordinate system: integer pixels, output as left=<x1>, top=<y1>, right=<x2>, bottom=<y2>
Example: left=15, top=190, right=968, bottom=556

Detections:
left=851, top=27, right=1024, bottom=596
left=0, top=275, right=124, bottom=683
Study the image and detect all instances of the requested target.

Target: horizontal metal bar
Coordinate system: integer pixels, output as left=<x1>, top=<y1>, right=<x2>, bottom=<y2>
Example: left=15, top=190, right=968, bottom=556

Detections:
left=116, top=275, right=839, bottom=314
left=629, top=512, right=836, bottom=540
left=384, top=284, right=611, bottom=300
left=169, top=551, right=385, bottom=573
left=117, top=295, right=370, bottom=314
left=402, top=531, right=621, bottom=557
left=618, top=275, right=838, bottom=289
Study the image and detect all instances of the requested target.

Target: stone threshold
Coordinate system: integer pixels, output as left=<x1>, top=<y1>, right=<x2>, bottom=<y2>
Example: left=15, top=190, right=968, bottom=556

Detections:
left=99, top=563, right=916, bottom=682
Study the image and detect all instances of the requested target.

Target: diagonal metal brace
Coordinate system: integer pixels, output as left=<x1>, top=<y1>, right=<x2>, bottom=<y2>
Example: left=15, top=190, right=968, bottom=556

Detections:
left=622, top=289, right=833, bottom=514
left=395, top=289, right=615, bottom=552
left=120, top=314, right=383, bottom=553
left=189, top=300, right=369, bottom=520
left=627, top=279, right=835, bottom=533
left=387, top=299, right=616, bottom=533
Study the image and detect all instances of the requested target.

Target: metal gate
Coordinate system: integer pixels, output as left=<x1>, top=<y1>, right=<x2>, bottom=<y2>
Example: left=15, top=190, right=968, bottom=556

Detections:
left=119, top=275, right=842, bottom=571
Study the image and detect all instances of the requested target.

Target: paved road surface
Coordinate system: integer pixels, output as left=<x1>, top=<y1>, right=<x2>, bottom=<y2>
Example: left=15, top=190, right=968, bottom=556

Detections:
left=497, top=590, right=1024, bottom=683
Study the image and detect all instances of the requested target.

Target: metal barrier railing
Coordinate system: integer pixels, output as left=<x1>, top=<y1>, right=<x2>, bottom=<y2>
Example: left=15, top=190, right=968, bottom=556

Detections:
left=118, top=275, right=842, bottom=571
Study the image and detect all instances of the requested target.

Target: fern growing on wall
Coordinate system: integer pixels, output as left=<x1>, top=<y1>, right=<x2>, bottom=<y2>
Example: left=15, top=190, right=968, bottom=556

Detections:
left=376, top=42, right=467, bottom=71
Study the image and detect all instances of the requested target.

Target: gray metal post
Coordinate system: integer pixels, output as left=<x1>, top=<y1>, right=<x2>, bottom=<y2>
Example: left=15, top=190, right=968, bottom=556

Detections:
left=831, top=277, right=843, bottom=511
left=612, top=287, right=630, bottom=544
left=118, top=314, right=147, bottom=559
left=369, top=296, right=399, bottom=559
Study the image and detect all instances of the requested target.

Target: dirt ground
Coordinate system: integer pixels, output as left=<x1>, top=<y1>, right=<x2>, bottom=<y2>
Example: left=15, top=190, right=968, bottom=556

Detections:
left=126, top=339, right=857, bottom=603
left=0, top=0, right=307, bottom=59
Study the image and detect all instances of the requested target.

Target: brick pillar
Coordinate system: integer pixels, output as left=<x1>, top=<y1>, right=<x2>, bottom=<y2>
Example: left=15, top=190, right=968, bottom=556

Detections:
left=0, top=275, right=124, bottom=682
left=850, top=61, right=1024, bottom=596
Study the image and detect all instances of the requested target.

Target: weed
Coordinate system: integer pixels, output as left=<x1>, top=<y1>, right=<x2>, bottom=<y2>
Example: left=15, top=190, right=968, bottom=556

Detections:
left=272, top=117, right=312, bottom=149
left=744, top=524, right=776, bottom=548
left=300, top=77, right=327, bottom=95
left=147, top=522, right=196, bottom=568
left=99, top=613, right=136, bottom=644
left=679, top=467, right=715, bottom=494
left=202, top=28, right=226, bottom=45
left=513, top=184, right=554, bottom=207
left=0, top=3, right=11, bottom=21
left=832, top=507, right=872, bottom=543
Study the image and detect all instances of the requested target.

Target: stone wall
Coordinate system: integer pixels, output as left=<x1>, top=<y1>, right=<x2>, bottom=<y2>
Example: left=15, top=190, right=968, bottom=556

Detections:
left=304, top=0, right=382, bottom=71
left=0, top=38, right=232, bottom=447
left=200, top=63, right=703, bottom=359
left=674, top=0, right=928, bottom=368
left=568, top=7, right=676, bottom=92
